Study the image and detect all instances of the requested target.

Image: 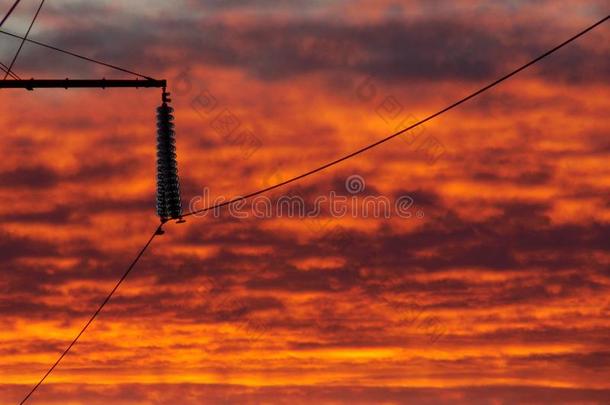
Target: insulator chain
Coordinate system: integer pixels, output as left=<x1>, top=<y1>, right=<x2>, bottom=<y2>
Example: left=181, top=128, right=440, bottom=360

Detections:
left=156, top=91, right=183, bottom=222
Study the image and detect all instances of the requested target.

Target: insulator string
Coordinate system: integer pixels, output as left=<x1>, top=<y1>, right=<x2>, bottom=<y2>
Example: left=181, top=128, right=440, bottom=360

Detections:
left=156, top=92, right=182, bottom=221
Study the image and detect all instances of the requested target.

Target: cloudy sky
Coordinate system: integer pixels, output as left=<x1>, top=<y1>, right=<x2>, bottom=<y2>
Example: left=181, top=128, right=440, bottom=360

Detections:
left=0, top=0, right=609, bottom=403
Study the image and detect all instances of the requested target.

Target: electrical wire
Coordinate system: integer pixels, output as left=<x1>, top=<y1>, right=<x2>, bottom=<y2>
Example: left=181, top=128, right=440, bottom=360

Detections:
left=3, top=0, right=46, bottom=80
left=0, top=60, right=20, bottom=79
left=0, top=0, right=24, bottom=79
left=0, top=28, right=156, bottom=80
left=0, top=0, right=21, bottom=28
left=182, top=14, right=609, bottom=218
left=19, top=224, right=163, bottom=405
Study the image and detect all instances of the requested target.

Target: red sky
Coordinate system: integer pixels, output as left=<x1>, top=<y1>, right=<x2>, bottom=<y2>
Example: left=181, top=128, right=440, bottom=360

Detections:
left=0, top=1, right=609, bottom=404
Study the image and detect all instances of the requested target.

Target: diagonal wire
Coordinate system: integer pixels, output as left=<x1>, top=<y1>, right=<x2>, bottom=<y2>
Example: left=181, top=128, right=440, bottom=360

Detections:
left=0, top=28, right=156, bottom=80
left=0, top=60, right=20, bottom=79
left=19, top=224, right=164, bottom=405
left=182, top=14, right=609, bottom=219
left=0, top=0, right=24, bottom=79
left=3, top=0, right=46, bottom=80
left=0, top=0, right=22, bottom=28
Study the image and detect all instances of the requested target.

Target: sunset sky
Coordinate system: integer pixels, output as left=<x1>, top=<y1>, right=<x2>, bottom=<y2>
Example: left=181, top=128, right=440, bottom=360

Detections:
left=0, top=1, right=609, bottom=404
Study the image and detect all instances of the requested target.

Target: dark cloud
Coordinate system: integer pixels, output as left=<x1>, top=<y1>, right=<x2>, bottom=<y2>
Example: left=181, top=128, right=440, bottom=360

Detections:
left=472, top=168, right=554, bottom=186
left=0, top=166, right=60, bottom=189
left=0, top=230, right=58, bottom=261
left=13, top=14, right=609, bottom=84
left=0, top=205, right=75, bottom=224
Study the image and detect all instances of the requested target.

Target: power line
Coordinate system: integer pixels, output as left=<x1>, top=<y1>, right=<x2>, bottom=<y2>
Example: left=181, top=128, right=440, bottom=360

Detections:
left=0, top=0, right=24, bottom=80
left=3, top=0, right=46, bottom=80
left=0, top=60, right=20, bottom=79
left=0, top=29, right=156, bottom=80
left=0, top=0, right=22, bottom=28
left=13, top=0, right=160, bottom=394
left=19, top=224, right=163, bottom=405
left=182, top=14, right=609, bottom=218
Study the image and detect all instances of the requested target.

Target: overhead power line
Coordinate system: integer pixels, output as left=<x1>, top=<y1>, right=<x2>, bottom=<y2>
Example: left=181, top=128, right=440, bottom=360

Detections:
left=0, top=60, right=20, bottom=79
left=0, top=0, right=22, bottom=28
left=19, top=224, right=163, bottom=405
left=182, top=14, right=609, bottom=218
left=3, top=0, right=46, bottom=80
left=0, top=0, right=23, bottom=79
left=0, top=29, right=156, bottom=80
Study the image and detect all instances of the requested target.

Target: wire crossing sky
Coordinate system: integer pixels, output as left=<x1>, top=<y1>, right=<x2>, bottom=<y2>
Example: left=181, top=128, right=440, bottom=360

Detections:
left=19, top=225, right=163, bottom=404
left=0, top=28, right=156, bottom=80
left=0, top=0, right=22, bottom=28
left=0, top=59, right=19, bottom=78
left=181, top=15, right=609, bottom=218
left=2, top=0, right=46, bottom=80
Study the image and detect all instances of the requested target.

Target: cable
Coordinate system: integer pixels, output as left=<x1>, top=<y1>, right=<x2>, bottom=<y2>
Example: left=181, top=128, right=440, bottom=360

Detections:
left=0, top=29, right=156, bottom=80
left=0, top=0, right=21, bottom=28
left=0, top=60, right=20, bottom=79
left=182, top=15, right=609, bottom=218
left=3, top=0, right=46, bottom=80
left=19, top=224, right=163, bottom=405
left=0, top=0, right=24, bottom=80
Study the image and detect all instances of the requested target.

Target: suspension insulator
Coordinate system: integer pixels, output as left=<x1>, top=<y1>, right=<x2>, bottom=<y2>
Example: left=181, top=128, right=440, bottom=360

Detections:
left=156, top=91, right=183, bottom=221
